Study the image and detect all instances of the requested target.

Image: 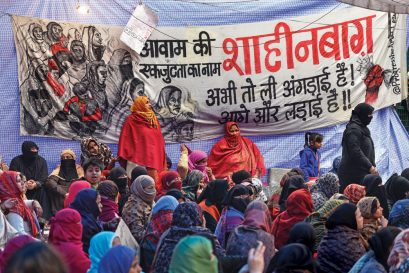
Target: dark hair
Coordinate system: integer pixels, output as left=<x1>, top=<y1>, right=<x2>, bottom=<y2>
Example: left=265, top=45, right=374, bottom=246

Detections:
left=82, top=158, right=104, bottom=171
left=304, top=132, right=324, bottom=148
left=5, top=242, right=68, bottom=273
left=231, top=170, right=251, bottom=185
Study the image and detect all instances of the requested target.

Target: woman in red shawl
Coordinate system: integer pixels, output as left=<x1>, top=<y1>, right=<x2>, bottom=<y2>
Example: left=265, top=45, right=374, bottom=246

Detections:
left=0, top=171, right=39, bottom=237
left=156, top=171, right=182, bottom=200
left=208, top=122, right=266, bottom=179
left=48, top=208, right=90, bottom=273
left=118, top=96, right=166, bottom=182
left=272, top=188, right=314, bottom=249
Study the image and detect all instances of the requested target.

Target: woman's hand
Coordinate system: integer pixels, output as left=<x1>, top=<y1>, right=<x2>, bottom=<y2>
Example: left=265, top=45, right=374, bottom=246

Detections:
left=1, top=198, right=18, bottom=210
left=180, top=144, right=188, bottom=154
left=248, top=241, right=265, bottom=273
left=33, top=200, right=43, bottom=218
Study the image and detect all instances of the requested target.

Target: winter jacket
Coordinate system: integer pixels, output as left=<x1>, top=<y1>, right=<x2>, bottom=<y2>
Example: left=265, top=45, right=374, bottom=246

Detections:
left=299, top=147, right=320, bottom=181
left=317, top=225, right=366, bottom=273
left=338, top=116, right=375, bottom=191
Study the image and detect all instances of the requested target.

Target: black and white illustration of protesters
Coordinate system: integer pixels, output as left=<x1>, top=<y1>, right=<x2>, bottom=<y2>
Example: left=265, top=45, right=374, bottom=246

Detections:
left=43, top=21, right=64, bottom=47
left=105, top=49, right=135, bottom=113
left=66, top=39, right=87, bottom=84
left=173, top=119, right=195, bottom=142
left=154, top=85, right=198, bottom=141
left=25, top=23, right=51, bottom=62
left=82, top=26, right=105, bottom=62
left=20, top=62, right=56, bottom=135
left=60, top=82, right=103, bottom=137
left=109, top=77, right=145, bottom=134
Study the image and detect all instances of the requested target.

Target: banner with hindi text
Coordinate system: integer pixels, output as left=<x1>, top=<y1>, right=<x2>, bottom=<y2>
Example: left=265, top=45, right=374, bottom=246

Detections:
left=12, top=6, right=407, bottom=143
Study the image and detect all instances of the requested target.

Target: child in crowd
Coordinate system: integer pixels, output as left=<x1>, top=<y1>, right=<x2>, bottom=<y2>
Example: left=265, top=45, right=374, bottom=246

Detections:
left=299, top=132, right=323, bottom=182
left=81, top=158, right=104, bottom=189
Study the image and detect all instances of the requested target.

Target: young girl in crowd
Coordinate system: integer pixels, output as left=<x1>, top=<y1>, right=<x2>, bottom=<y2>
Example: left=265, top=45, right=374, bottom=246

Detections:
left=299, top=132, right=323, bottom=182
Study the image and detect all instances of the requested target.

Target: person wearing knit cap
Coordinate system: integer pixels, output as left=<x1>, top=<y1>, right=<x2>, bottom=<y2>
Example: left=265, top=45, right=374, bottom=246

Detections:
left=122, top=175, right=156, bottom=242
left=357, top=197, right=386, bottom=243
left=45, top=149, right=84, bottom=216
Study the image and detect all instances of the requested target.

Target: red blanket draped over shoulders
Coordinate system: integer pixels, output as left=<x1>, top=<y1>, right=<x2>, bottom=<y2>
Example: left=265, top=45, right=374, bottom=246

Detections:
left=208, top=122, right=266, bottom=179
left=117, top=97, right=166, bottom=172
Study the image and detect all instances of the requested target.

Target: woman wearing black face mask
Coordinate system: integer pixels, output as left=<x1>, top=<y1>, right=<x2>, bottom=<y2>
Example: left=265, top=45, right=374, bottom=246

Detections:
left=10, top=141, right=51, bottom=219
left=338, top=103, right=377, bottom=192
left=45, top=149, right=84, bottom=216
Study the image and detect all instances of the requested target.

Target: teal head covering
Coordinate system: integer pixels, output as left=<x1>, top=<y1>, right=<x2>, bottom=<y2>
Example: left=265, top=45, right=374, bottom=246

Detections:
left=88, top=231, right=116, bottom=273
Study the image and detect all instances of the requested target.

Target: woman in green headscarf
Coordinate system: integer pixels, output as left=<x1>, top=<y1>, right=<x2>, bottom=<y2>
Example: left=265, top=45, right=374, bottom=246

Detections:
left=304, top=199, right=346, bottom=252
left=169, top=235, right=218, bottom=273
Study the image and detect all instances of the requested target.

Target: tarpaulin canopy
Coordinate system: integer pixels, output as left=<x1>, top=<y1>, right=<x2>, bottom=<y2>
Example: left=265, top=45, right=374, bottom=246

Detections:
left=337, top=0, right=409, bottom=14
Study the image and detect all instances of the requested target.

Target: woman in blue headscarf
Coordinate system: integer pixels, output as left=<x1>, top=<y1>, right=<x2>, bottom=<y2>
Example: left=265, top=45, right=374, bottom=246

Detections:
left=98, top=245, right=141, bottom=273
left=88, top=231, right=119, bottom=273
left=69, top=188, right=103, bottom=253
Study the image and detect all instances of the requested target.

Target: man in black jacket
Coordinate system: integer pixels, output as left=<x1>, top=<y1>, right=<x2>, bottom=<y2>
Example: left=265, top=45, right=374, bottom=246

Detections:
left=338, top=103, right=378, bottom=192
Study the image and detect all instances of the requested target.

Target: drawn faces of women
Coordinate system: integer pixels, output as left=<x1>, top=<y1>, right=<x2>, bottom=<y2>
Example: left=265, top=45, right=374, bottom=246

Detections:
left=167, top=90, right=181, bottom=115
left=92, top=29, right=103, bottom=46
left=71, top=44, right=85, bottom=62
left=51, top=24, right=63, bottom=41
left=130, top=83, right=145, bottom=100
left=96, top=65, right=107, bottom=85
left=32, top=26, right=43, bottom=41
left=34, top=64, right=49, bottom=82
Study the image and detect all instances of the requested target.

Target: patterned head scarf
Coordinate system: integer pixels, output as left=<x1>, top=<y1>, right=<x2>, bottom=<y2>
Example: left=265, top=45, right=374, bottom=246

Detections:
left=182, top=170, right=204, bottom=201
left=172, top=202, right=203, bottom=228
left=388, top=228, right=409, bottom=273
left=97, top=180, right=119, bottom=201
left=344, top=184, right=366, bottom=203
left=317, top=199, right=346, bottom=219
left=357, top=197, right=378, bottom=219
left=80, top=136, right=113, bottom=168
left=313, top=173, right=339, bottom=199
left=130, top=96, right=158, bottom=128
left=130, top=175, right=156, bottom=204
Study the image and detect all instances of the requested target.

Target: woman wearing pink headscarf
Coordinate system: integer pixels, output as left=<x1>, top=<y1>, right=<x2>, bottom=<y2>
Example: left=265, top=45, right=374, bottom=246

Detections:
left=63, top=180, right=91, bottom=208
left=177, top=144, right=214, bottom=184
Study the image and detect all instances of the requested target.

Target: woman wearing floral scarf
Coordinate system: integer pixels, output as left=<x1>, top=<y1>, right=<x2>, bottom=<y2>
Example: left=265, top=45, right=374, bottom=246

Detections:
left=80, top=137, right=114, bottom=170
left=388, top=228, right=409, bottom=273
left=122, top=175, right=156, bottom=243
left=310, top=172, right=339, bottom=211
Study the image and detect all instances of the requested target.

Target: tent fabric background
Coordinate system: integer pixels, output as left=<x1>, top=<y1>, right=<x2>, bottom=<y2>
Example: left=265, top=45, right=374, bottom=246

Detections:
left=0, top=0, right=408, bottom=182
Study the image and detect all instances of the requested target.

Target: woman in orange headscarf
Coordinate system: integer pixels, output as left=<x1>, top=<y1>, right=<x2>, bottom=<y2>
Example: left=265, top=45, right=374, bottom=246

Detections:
left=207, top=122, right=266, bottom=179
left=118, top=96, right=166, bottom=182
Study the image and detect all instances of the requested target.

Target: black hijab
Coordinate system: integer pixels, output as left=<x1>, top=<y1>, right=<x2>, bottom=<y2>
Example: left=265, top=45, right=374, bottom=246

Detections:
left=326, top=203, right=358, bottom=230
left=21, top=141, right=39, bottom=163
left=279, top=175, right=306, bottom=211
left=231, top=170, right=251, bottom=185
left=108, top=167, right=128, bottom=193
left=223, top=184, right=251, bottom=213
left=351, top=103, right=374, bottom=126
left=362, top=174, right=389, bottom=218
left=131, top=166, right=148, bottom=183
left=287, top=222, right=316, bottom=253
left=58, top=158, right=78, bottom=182
left=385, top=173, right=409, bottom=205
left=197, top=179, right=229, bottom=210
left=368, top=226, right=402, bottom=270
left=266, top=243, right=316, bottom=273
